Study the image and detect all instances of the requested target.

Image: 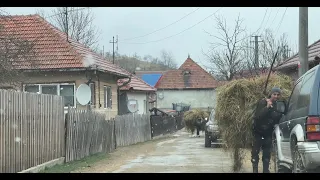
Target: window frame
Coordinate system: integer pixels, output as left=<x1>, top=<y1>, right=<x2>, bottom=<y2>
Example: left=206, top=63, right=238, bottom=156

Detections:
left=297, top=70, right=315, bottom=109
left=104, top=85, right=112, bottom=109
left=23, top=83, right=76, bottom=108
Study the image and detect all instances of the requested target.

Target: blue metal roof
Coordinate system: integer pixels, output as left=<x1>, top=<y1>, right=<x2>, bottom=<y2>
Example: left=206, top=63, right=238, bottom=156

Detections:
left=141, top=74, right=162, bottom=87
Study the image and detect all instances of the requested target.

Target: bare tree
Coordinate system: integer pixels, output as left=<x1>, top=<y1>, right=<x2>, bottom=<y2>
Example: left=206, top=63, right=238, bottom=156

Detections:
left=238, top=34, right=258, bottom=77
left=160, top=50, right=177, bottom=69
left=204, top=15, right=246, bottom=81
left=240, top=28, right=294, bottom=77
left=260, top=28, right=293, bottom=67
left=40, top=7, right=100, bottom=51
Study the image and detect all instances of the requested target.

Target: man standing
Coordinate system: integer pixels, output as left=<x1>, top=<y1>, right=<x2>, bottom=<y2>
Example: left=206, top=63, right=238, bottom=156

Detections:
left=251, top=87, right=283, bottom=173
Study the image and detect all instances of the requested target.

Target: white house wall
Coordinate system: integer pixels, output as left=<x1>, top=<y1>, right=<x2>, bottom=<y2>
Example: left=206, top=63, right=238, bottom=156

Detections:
left=127, top=92, right=148, bottom=114
left=156, top=89, right=216, bottom=110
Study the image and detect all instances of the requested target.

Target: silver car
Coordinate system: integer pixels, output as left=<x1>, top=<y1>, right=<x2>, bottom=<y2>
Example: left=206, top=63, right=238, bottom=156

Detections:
left=273, top=65, right=320, bottom=173
left=205, top=109, right=223, bottom=148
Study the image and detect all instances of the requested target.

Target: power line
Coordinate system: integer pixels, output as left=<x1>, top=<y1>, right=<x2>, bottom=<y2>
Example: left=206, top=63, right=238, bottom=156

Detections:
left=260, top=8, right=272, bottom=33
left=275, top=7, right=288, bottom=34
left=235, top=8, right=271, bottom=45
left=269, top=8, right=280, bottom=30
left=120, top=7, right=201, bottom=42
left=255, top=8, right=269, bottom=35
left=45, top=7, right=93, bottom=19
left=120, top=7, right=223, bottom=45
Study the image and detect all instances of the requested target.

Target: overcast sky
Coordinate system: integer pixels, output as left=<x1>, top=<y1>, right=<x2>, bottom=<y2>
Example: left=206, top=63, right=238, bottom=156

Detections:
left=3, top=7, right=320, bottom=68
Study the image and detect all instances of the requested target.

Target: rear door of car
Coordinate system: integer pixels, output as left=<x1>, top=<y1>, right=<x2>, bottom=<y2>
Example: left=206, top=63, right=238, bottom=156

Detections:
left=279, top=78, right=302, bottom=159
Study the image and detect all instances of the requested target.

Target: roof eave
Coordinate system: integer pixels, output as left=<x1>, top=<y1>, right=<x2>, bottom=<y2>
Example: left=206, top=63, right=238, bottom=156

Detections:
left=157, top=87, right=216, bottom=90
left=120, top=88, right=156, bottom=92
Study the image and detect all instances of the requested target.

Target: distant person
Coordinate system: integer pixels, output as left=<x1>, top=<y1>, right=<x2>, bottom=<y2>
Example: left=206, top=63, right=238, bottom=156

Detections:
left=251, top=87, right=283, bottom=173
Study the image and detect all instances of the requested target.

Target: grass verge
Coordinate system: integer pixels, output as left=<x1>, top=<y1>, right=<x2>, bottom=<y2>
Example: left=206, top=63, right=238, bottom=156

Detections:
left=39, top=153, right=109, bottom=173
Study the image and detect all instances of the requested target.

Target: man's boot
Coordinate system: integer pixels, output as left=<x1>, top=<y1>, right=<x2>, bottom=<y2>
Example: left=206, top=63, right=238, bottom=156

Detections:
left=263, top=159, right=270, bottom=173
left=251, top=159, right=259, bottom=173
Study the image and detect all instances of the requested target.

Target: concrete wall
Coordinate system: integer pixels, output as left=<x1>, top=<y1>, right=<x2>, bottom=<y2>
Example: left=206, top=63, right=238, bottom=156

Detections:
left=127, top=92, right=148, bottom=114
left=6, top=71, right=120, bottom=119
left=156, top=89, right=216, bottom=111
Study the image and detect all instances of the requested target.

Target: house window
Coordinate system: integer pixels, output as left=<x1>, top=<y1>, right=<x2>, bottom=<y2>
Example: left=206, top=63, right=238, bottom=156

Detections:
left=24, top=85, right=40, bottom=93
left=60, top=85, right=75, bottom=107
left=89, top=83, right=95, bottom=106
left=104, top=85, right=112, bottom=109
left=41, top=85, right=58, bottom=95
left=23, top=83, right=75, bottom=107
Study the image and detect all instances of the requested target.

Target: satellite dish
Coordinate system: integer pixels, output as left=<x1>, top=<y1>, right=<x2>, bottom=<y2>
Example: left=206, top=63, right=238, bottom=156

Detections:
left=127, top=99, right=138, bottom=113
left=158, top=92, right=164, bottom=100
left=76, top=84, right=91, bottom=105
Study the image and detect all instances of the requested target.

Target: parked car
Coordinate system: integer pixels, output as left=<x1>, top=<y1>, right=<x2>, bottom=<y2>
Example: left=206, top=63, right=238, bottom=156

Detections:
left=273, top=65, right=320, bottom=173
left=205, top=109, right=223, bottom=148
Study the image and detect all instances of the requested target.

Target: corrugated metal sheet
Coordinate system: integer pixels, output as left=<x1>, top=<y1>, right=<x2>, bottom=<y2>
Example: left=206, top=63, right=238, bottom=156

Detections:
left=117, top=69, right=156, bottom=92
left=141, top=74, right=162, bottom=87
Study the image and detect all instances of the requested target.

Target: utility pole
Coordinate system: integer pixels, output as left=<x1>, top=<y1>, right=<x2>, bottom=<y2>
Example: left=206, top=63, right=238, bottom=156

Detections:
left=283, top=45, right=291, bottom=59
left=251, top=36, right=263, bottom=69
left=64, top=7, right=69, bottom=42
left=299, top=7, right=308, bottom=77
left=109, top=36, right=118, bottom=64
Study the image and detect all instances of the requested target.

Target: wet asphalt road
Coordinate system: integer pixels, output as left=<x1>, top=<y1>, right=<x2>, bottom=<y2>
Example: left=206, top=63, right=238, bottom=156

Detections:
left=112, top=130, right=234, bottom=173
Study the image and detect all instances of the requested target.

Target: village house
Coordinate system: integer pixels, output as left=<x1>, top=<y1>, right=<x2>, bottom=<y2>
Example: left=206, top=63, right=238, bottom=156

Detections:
left=0, top=15, right=132, bottom=118
left=154, top=55, right=219, bottom=111
left=117, top=71, right=157, bottom=115
left=275, top=39, right=320, bottom=81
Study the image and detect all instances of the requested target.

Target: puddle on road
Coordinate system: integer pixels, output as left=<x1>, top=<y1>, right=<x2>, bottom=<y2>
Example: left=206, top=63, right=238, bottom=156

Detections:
left=157, top=139, right=176, bottom=147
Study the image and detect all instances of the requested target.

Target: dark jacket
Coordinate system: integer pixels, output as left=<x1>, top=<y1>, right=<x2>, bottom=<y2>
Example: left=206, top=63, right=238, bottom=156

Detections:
left=253, top=99, right=283, bottom=134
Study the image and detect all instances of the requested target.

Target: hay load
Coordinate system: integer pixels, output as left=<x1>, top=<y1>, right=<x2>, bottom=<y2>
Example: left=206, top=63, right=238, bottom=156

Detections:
left=215, top=73, right=293, bottom=172
left=184, top=109, right=209, bottom=134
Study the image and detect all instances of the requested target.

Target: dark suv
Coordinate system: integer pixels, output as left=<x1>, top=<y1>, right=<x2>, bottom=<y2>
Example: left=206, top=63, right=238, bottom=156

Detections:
left=273, top=65, right=320, bottom=173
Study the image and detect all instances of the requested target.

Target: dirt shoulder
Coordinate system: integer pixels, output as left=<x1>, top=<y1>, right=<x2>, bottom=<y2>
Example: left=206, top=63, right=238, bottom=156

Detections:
left=40, top=136, right=175, bottom=173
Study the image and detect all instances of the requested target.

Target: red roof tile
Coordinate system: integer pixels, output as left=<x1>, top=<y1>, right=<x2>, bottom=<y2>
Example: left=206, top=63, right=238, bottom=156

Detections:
left=155, top=57, right=218, bottom=89
left=0, top=15, right=127, bottom=77
left=117, top=69, right=156, bottom=92
left=275, top=39, right=320, bottom=70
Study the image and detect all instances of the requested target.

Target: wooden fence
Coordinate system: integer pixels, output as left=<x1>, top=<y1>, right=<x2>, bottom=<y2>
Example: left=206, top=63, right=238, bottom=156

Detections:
left=0, top=90, right=173, bottom=172
left=115, top=114, right=151, bottom=147
left=0, top=90, right=65, bottom=173
left=64, top=109, right=116, bottom=162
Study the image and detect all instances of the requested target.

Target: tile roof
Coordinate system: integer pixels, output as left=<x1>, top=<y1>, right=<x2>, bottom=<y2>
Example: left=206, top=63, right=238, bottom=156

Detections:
left=275, top=39, right=320, bottom=70
left=117, top=69, right=156, bottom=92
left=0, top=15, right=127, bottom=77
left=155, top=57, right=218, bottom=89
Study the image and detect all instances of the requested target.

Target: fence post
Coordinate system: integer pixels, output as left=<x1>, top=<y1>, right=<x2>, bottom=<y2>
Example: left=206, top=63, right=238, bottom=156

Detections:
left=113, top=118, right=117, bottom=149
left=64, top=105, right=70, bottom=161
left=150, top=115, right=153, bottom=139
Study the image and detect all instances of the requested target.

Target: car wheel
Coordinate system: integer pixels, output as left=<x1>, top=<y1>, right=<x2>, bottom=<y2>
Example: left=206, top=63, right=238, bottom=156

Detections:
left=293, top=144, right=306, bottom=173
left=205, top=133, right=211, bottom=148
